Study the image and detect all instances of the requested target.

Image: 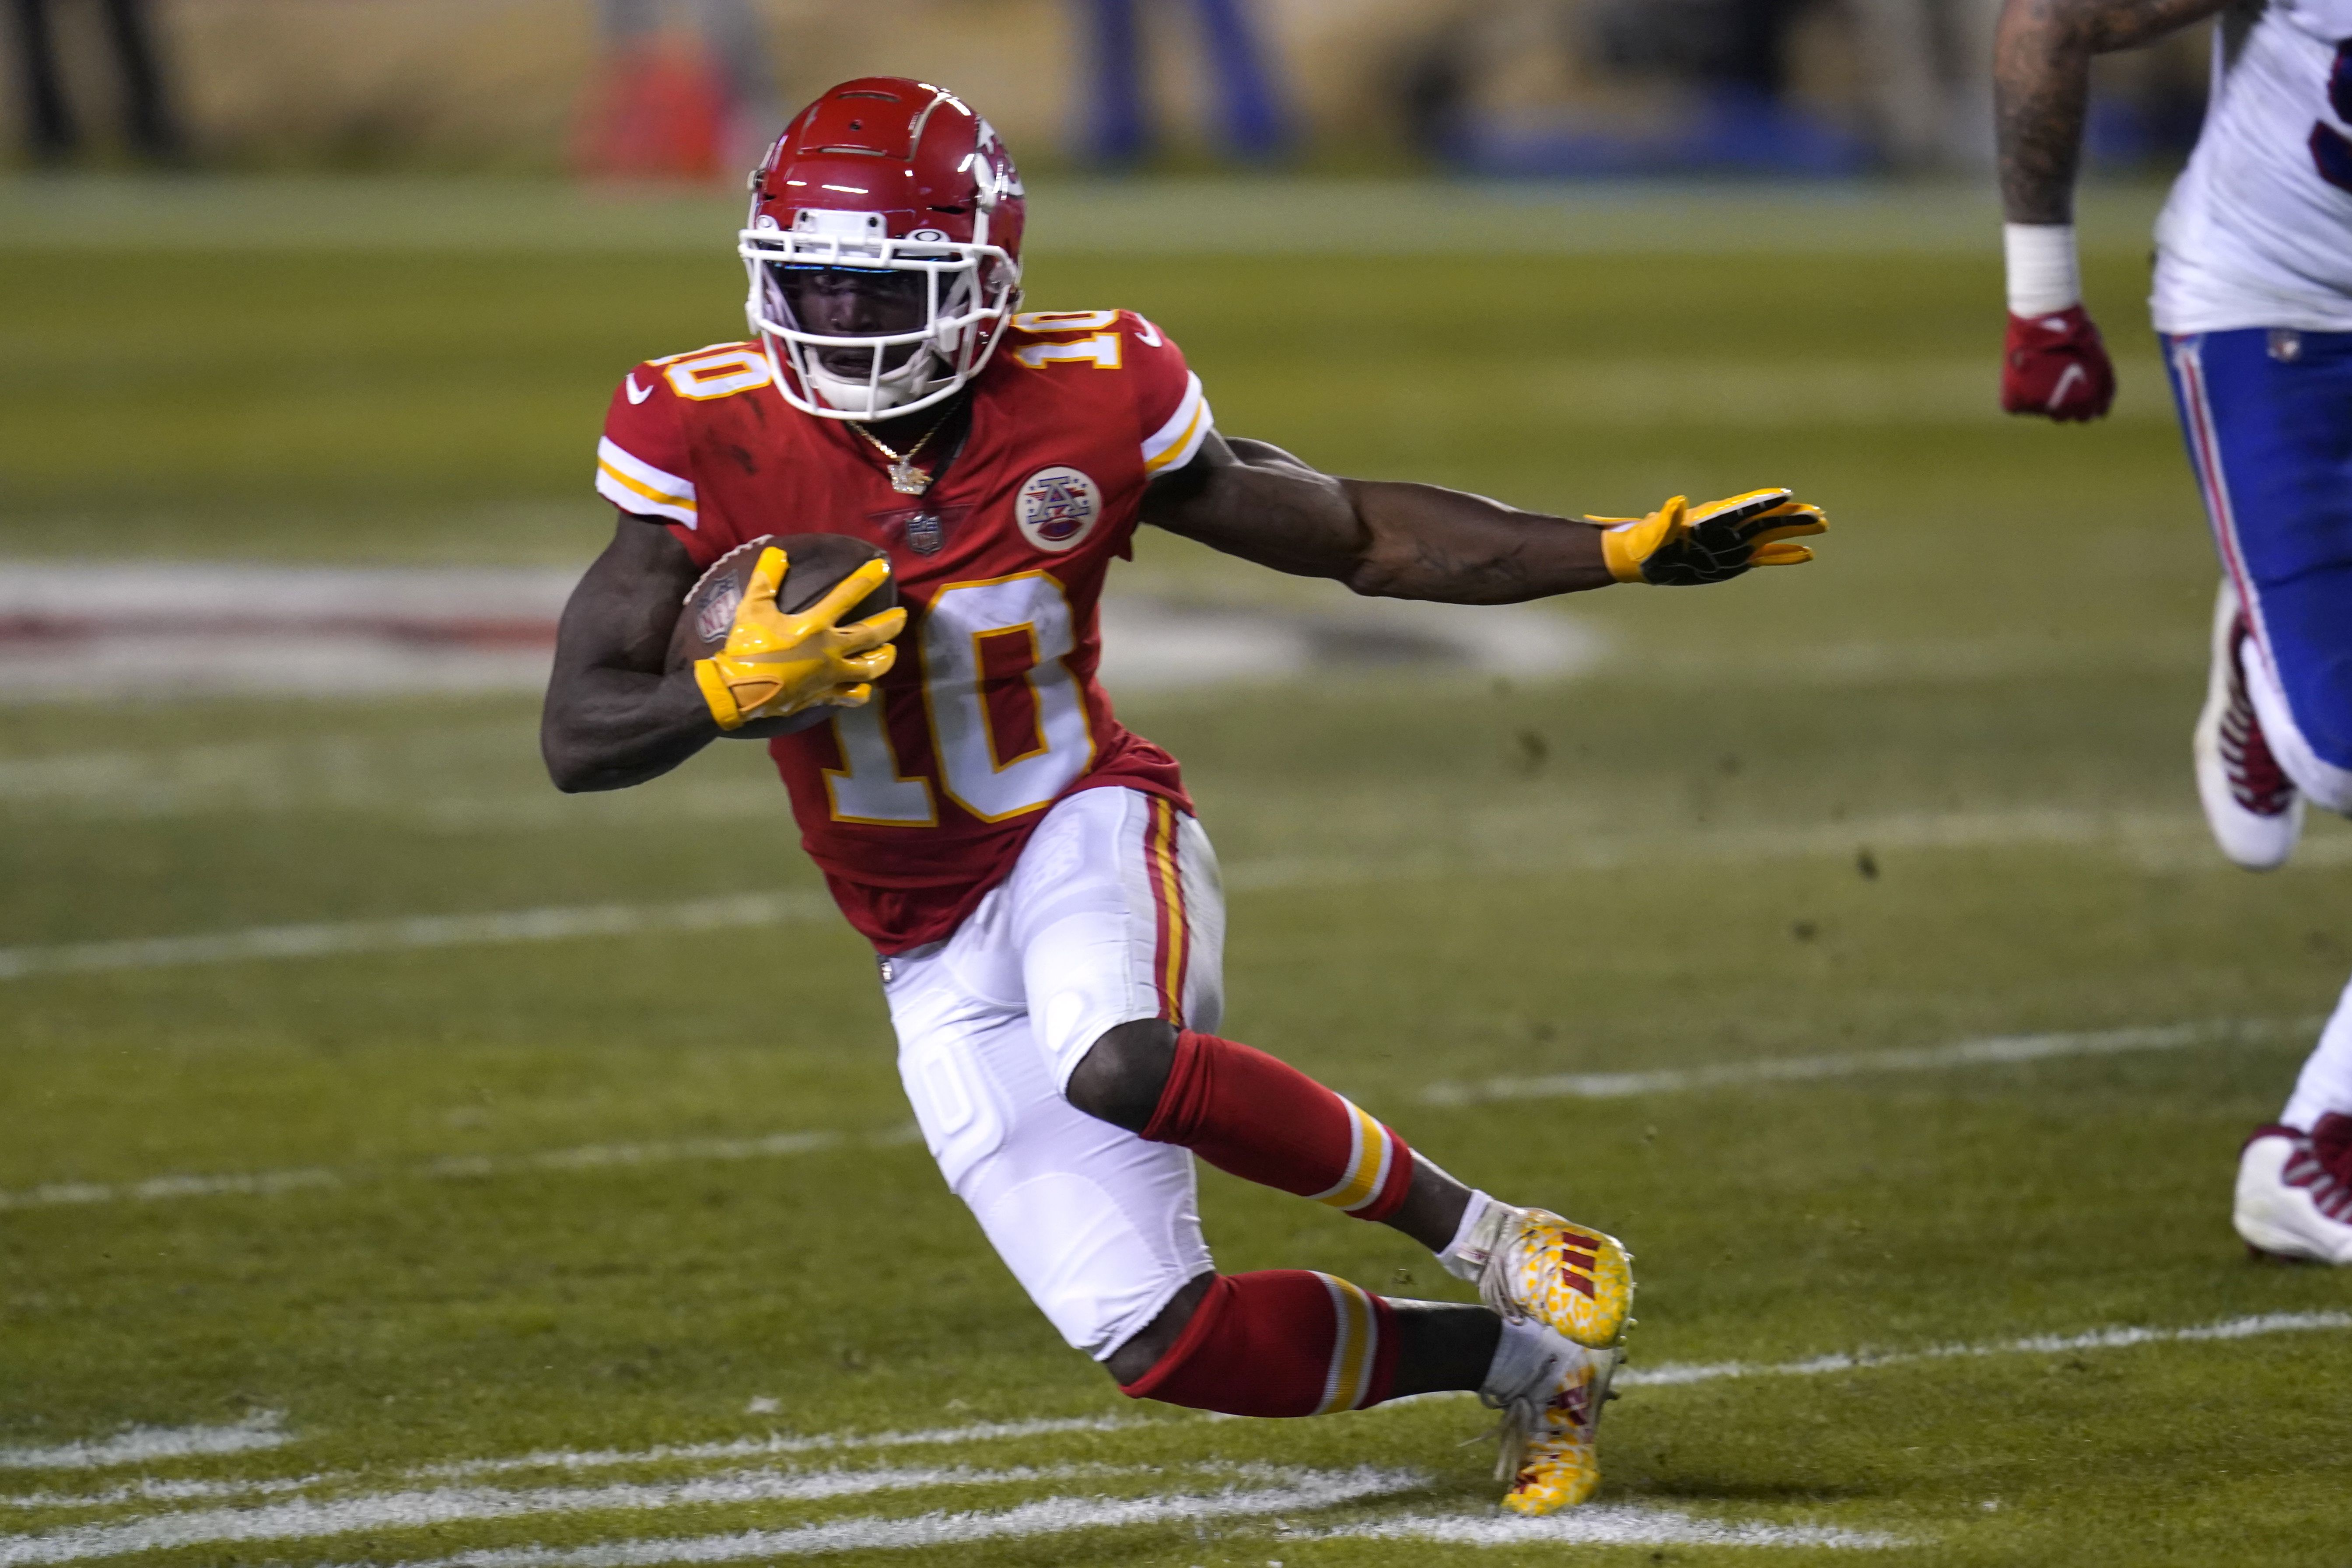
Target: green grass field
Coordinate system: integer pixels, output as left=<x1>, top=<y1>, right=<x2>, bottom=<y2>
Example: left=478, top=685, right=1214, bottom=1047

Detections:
left=3, top=177, right=2349, bottom=1566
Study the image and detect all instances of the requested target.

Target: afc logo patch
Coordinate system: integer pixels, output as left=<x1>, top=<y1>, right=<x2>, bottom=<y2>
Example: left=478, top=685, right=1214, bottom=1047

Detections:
left=1014, top=465, right=1102, bottom=553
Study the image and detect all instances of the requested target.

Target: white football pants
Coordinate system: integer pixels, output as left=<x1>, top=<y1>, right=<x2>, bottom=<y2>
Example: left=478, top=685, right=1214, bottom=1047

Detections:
left=880, top=786, right=1226, bottom=1359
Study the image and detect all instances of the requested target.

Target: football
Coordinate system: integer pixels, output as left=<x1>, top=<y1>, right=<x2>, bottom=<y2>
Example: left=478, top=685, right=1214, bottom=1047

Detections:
left=666, top=532, right=896, bottom=738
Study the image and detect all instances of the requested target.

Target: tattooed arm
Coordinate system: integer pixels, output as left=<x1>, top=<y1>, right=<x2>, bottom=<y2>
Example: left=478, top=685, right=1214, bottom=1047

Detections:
left=1140, top=432, right=1613, bottom=603
left=1996, top=0, right=2229, bottom=222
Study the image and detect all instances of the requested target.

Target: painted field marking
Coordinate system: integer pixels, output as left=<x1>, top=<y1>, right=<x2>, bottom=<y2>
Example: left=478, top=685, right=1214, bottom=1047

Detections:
left=312, top=1469, right=1426, bottom=1568
left=1421, top=1016, right=2311, bottom=1106
left=1615, top=1309, right=2352, bottom=1390
left=0, top=1415, right=286, bottom=1472
left=0, top=1463, right=1159, bottom=1567
left=1316, top=1505, right=1898, bottom=1550
left=1, top=1019, right=2303, bottom=1217
left=0, top=1130, right=875, bottom=1214
left=7, top=1313, right=2341, bottom=1549
left=4, top=803, right=2340, bottom=985
left=0, top=1475, right=322, bottom=1511
left=417, top=1415, right=1150, bottom=1481
left=0, top=892, right=835, bottom=983
left=0, top=1417, right=1158, bottom=1512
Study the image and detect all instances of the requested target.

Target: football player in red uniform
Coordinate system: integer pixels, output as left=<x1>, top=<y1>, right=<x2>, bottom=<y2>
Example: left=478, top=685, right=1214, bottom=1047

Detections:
left=543, top=77, right=1828, bottom=1514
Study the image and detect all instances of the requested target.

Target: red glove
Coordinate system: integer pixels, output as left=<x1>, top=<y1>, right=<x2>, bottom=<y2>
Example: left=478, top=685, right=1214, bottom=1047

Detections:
left=2002, top=305, right=2115, bottom=422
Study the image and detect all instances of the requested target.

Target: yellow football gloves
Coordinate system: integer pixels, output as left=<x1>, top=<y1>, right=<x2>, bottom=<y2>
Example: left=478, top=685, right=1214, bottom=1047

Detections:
left=693, top=546, right=906, bottom=732
left=1594, top=488, right=1828, bottom=586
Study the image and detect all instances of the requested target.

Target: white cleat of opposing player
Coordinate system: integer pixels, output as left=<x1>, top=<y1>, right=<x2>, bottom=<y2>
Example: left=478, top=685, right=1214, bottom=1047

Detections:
left=2194, top=581, right=2304, bottom=871
left=2234, top=1116, right=2352, bottom=1266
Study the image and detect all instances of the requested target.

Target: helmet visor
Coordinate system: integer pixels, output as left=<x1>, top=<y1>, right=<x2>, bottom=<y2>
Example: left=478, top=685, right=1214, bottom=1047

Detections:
left=767, top=265, right=933, bottom=376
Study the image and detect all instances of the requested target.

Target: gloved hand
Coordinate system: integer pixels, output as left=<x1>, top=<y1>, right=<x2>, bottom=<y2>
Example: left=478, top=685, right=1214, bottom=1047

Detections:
left=1595, top=489, right=1828, bottom=586
left=694, top=546, right=906, bottom=731
left=2002, top=304, right=2115, bottom=422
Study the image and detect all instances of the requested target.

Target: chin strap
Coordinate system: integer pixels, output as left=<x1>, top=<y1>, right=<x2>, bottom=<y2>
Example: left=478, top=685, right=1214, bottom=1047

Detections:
left=806, top=348, right=947, bottom=418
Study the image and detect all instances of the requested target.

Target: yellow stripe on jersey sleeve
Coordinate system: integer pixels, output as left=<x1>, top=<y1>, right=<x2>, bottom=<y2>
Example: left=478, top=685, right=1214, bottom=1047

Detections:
left=1141, top=371, right=1212, bottom=477
left=595, top=436, right=698, bottom=528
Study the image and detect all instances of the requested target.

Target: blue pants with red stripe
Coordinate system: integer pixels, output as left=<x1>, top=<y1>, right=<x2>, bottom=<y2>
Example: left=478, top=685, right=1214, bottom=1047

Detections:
left=2165, top=328, right=2352, bottom=798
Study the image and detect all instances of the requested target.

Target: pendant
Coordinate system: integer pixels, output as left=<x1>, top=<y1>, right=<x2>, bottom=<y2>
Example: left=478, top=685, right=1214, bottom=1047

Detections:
left=888, top=460, right=931, bottom=496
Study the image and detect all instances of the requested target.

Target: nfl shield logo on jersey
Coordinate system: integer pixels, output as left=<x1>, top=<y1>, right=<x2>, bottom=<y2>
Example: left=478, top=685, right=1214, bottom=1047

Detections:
left=1015, top=466, right=1102, bottom=553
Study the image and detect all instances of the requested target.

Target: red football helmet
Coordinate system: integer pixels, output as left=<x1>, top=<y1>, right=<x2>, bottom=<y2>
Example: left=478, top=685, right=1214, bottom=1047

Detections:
left=740, top=78, right=1025, bottom=421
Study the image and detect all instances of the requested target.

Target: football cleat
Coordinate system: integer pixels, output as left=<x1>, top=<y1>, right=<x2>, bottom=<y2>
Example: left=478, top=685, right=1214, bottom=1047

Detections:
left=1487, top=1331, right=1618, bottom=1515
left=2194, top=581, right=2302, bottom=870
left=1465, top=1204, right=1634, bottom=1350
left=2234, top=1115, right=2352, bottom=1265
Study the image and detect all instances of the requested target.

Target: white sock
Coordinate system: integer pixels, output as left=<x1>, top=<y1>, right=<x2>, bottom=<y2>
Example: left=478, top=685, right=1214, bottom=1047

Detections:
left=2280, top=968, right=2352, bottom=1130
left=1480, top=1315, right=1566, bottom=1405
left=1438, top=1190, right=1506, bottom=1283
left=2003, top=222, right=2081, bottom=317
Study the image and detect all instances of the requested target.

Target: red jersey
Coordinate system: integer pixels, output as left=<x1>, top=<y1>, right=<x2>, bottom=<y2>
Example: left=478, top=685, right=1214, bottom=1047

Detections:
left=594, top=310, right=1213, bottom=952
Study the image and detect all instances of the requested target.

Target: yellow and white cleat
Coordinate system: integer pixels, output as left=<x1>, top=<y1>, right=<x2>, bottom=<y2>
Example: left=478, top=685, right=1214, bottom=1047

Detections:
left=1467, top=1204, right=1635, bottom=1350
left=1488, top=1329, right=1618, bottom=1515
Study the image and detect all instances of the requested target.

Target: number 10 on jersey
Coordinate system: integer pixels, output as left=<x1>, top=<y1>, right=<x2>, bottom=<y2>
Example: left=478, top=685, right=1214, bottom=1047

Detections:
left=821, top=572, right=1096, bottom=826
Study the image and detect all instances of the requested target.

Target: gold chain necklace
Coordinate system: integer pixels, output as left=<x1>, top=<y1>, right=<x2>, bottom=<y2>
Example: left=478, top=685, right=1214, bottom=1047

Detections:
left=852, top=409, right=952, bottom=495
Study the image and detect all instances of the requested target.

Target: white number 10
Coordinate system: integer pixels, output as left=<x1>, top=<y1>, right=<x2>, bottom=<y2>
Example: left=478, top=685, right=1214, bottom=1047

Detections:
left=821, top=572, right=1094, bottom=826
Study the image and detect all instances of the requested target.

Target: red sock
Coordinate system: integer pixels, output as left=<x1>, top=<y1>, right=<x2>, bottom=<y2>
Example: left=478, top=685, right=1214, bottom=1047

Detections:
left=1119, top=1271, right=1400, bottom=1416
left=1140, top=1030, right=1416, bottom=1222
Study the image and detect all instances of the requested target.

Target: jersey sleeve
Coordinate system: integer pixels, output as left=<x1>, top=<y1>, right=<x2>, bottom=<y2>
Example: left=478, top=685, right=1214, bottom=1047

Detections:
left=594, top=365, right=701, bottom=536
left=1120, top=312, right=1215, bottom=480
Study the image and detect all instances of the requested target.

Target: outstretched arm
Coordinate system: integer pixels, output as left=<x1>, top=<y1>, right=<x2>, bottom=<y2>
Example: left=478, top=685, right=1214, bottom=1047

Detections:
left=540, top=514, right=721, bottom=793
left=1992, top=0, right=2224, bottom=420
left=1141, top=433, right=1822, bottom=600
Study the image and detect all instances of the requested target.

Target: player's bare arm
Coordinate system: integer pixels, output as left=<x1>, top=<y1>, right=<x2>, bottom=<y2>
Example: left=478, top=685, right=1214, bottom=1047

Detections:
left=1145, top=431, right=1825, bottom=595
left=540, top=514, right=720, bottom=792
left=1992, top=0, right=2227, bottom=420
left=1995, top=0, right=2230, bottom=223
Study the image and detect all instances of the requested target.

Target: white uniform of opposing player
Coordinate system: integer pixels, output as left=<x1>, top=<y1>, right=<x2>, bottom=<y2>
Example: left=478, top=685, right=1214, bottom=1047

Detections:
left=2152, top=0, right=2352, bottom=336
left=2127, top=2, right=2352, bottom=1255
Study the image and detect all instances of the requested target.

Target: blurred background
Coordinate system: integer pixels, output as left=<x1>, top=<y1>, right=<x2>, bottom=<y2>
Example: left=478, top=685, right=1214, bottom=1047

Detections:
left=0, top=0, right=2206, bottom=177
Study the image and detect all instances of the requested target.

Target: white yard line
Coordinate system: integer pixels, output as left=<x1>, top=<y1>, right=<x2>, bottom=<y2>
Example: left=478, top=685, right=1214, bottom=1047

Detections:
left=314, top=1469, right=1425, bottom=1568
left=0, top=1415, right=286, bottom=1471
left=0, top=1130, right=873, bottom=1214
left=0, top=893, right=835, bottom=982
left=416, top=1416, right=1149, bottom=1480
left=1316, top=1505, right=1899, bottom=1549
left=1420, top=1017, right=2308, bottom=1106
left=0, top=1420, right=1156, bottom=1516
left=9, top=804, right=2340, bottom=986
left=0, top=1018, right=2299, bottom=1215
left=6, top=1312, right=2341, bottom=1547
left=0, top=1475, right=322, bottom=1511
left=0, top=1464, right=1148, bottom=1567
left=1617, top=1309, right=2352, bottom=1390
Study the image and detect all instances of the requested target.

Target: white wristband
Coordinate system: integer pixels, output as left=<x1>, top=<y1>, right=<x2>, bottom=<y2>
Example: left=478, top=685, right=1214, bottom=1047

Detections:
left=2004, top=222, right=2081, bottom=317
